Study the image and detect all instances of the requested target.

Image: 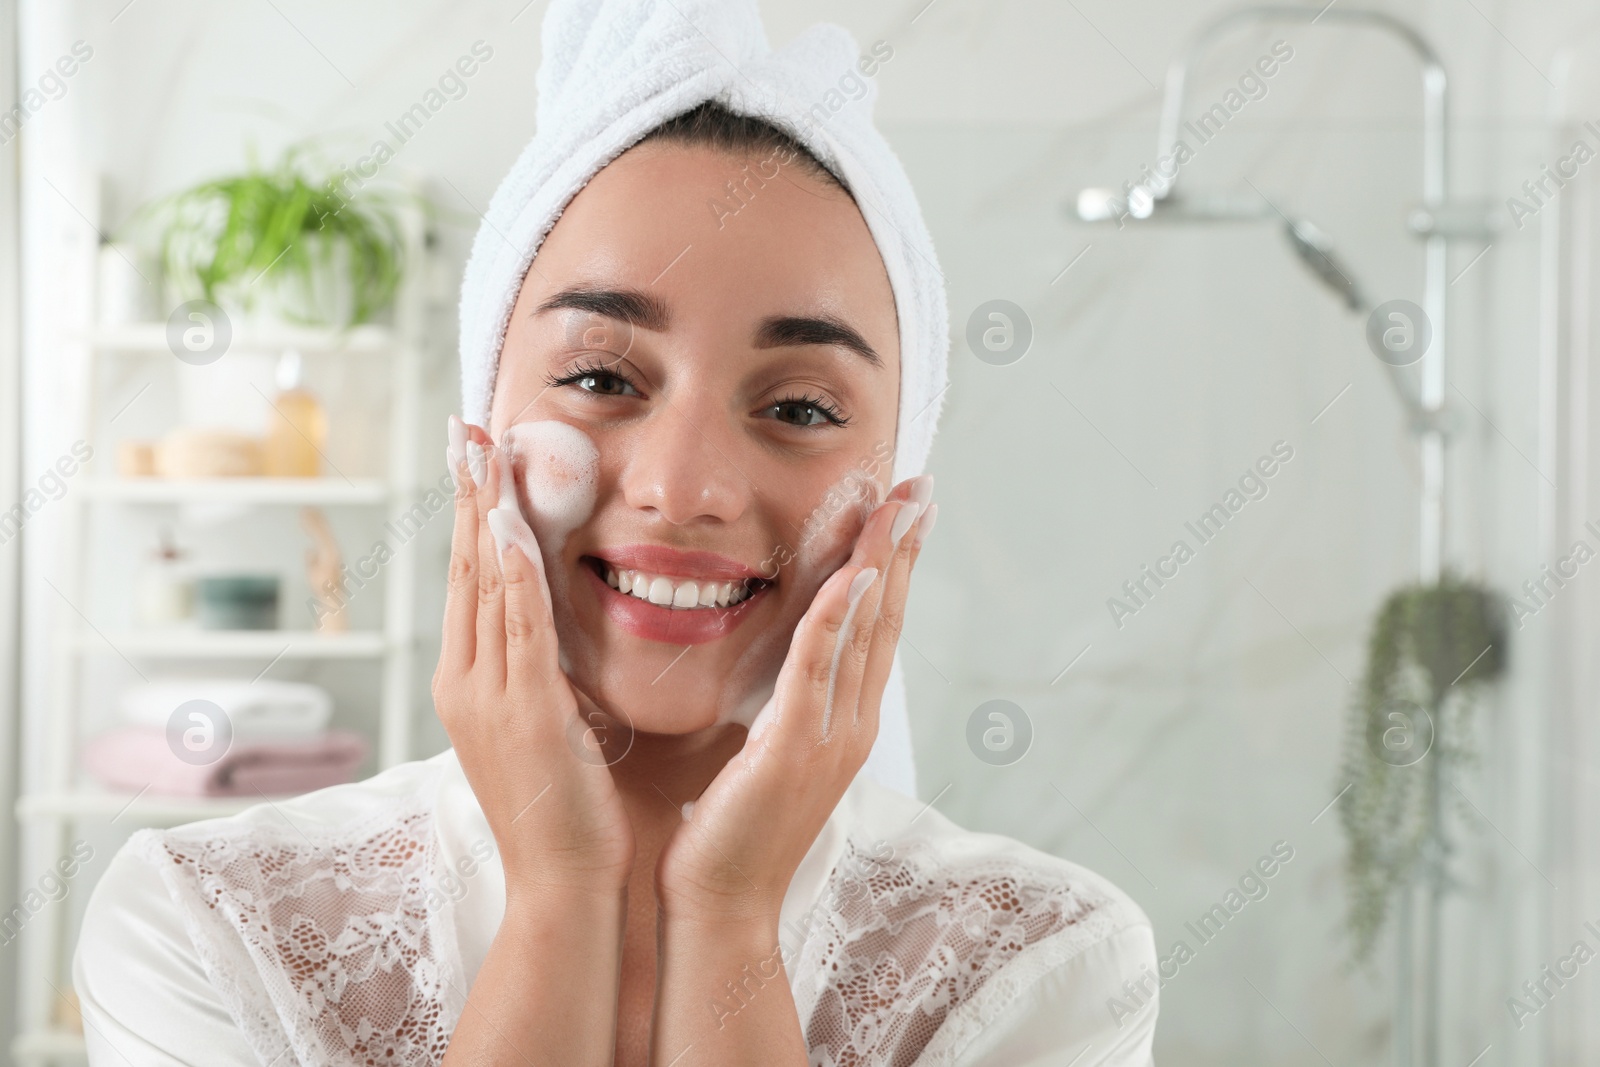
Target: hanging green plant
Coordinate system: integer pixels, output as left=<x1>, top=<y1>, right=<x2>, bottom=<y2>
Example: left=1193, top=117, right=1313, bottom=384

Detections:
left=1338, top=573, right=1507, bottom=961
left=131, top=144, right=413, bottom=327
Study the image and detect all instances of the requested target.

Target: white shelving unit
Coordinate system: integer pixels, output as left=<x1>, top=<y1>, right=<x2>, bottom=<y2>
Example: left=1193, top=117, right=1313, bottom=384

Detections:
left=74, top=629, right=390, bottom=658
left=10, top=203, right=437, bottom=1064
left=79, top=476, right=390, bottom=504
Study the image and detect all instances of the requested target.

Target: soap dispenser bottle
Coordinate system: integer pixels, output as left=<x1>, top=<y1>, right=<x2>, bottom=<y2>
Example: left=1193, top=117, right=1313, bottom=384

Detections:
left=262, top=350, right=327, bottom=477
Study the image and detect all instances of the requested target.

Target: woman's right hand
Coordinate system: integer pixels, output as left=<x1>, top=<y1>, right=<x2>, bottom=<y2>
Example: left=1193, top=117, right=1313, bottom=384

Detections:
left=432, top=416, right=635, bottom=901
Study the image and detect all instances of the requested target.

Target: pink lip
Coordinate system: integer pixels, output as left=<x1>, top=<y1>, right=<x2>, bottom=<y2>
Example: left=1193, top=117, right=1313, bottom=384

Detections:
left=591, top=543, right=764, bottom=582
left=584, top=564, right=766, bottom=645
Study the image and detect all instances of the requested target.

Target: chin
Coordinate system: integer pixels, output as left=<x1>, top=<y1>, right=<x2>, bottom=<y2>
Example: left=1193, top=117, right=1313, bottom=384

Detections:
left=545, top=549, right=812, bottom=735
left=621, top=686, right=734, bottom=737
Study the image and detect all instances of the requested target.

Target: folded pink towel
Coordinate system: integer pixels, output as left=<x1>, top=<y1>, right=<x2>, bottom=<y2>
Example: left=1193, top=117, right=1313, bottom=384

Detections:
left=82, top=727, right=367, bottom=798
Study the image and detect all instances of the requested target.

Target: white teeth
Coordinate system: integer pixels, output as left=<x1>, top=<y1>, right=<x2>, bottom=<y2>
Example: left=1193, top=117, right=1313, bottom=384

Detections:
left=600, top=565, right=757, bottom=610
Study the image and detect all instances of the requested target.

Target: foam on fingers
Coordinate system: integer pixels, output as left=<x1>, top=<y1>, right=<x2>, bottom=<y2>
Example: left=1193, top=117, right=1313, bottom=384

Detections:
left=497, top=420, right=603, bottom=687
left=486, top=507, right=539, bottom=573
left=821, top=566, right=878, bottom=739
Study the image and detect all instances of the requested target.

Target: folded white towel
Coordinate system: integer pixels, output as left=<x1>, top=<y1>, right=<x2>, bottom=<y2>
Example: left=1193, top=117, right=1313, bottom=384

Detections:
left=119, top=679, right=333, bottom=742
left=456, top=0, right=950, bottom=798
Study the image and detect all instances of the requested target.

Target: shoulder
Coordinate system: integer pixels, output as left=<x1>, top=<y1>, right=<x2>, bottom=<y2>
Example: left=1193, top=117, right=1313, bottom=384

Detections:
left=791, top=776, right=1157, bottom=1067
left=79, top=749, right=452, bottom=947
left=75, top=752, right=460, bottom=1066
left=75, top=833, right=261, bottom=1065
left=838, top=774, right=1153, bottom=940
left=102, top=750, right=451, bottom=933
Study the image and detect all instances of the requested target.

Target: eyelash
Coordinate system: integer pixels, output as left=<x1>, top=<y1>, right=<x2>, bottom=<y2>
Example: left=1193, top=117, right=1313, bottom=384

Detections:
left=544, top=360, right=849, bottom=428
left=769, top=392, right=849, bottom=427
left=543, top=359, right=637, bottom=396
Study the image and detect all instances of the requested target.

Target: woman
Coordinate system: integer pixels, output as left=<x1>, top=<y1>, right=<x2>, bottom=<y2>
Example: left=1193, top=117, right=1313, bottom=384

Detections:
left=75, top=2, right=1158, bottom=1064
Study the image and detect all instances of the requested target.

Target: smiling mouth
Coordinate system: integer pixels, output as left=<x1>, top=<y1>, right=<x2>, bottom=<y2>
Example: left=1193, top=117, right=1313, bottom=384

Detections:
left=584, top=557, right=770, bottom=610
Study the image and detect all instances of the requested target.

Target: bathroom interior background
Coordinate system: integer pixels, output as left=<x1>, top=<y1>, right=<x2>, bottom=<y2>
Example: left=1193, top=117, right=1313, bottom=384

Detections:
left=11, top=0, right=1600, bottom=1062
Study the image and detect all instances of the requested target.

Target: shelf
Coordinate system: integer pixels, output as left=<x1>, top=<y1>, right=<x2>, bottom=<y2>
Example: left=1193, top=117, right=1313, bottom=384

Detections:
left=17, top=790, right=267, bottom=825
left=81, top=477, right=389, bottom=504
left=78, top=322, right=397, bottom=353
left=12, top=1029, right=85, bottom=1065
left=15, top=189, right=433, bottom=1051
left=77, top=629, right=389, bottom=658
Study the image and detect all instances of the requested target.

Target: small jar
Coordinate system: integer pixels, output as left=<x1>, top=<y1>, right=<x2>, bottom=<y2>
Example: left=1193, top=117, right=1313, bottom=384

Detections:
left=135, top=528, right=193, bottom=626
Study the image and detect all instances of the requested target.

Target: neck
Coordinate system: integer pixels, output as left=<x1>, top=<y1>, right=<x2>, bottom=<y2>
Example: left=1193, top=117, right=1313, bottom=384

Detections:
left=602, top=725, right=748, bottom=1066
left=611, top=722, right=747, bottom=828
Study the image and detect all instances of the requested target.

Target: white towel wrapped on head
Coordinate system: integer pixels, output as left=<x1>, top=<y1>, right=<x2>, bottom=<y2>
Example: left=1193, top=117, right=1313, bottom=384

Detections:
left=457, top=0, right=951, bottom=798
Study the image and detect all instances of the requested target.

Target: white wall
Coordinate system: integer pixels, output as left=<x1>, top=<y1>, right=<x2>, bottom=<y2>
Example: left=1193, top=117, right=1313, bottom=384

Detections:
left=12, top=0, right=1599, bottom=1062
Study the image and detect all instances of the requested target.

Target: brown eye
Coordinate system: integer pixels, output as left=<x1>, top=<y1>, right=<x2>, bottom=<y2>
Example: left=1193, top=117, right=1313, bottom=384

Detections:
left=763, top=393, right=846, bottom=428
left=545, top=362, right=641, bottom=397
left=577, top=371, right=634, bottom=396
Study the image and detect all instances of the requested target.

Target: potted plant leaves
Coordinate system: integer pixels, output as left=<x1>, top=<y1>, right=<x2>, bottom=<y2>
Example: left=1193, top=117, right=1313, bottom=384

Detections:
left=132, top=143, right=412, bottom=329
left=1339, top=573, right=1507, bottom=963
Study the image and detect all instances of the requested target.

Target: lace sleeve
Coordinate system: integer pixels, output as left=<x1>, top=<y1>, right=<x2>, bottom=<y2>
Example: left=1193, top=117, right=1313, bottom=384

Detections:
left=787, top=835, right=1148, bottom=1067
left=127, top=786, right=466, bottom=1067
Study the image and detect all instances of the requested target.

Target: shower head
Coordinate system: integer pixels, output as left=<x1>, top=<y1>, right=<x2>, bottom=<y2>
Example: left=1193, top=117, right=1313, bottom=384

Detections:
left=1073, top=185, right=1371, bottom=314
left=1075, top=186, right=1274, bottom=224
left=1281, top=217, right=1368, bottom=312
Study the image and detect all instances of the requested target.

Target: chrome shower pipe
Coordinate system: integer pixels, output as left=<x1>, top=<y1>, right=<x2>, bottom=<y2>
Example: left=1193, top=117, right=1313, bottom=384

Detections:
left=1155, top=6, right=1449, bottom=588
left=1154, top=10, right=1454, bottom=1067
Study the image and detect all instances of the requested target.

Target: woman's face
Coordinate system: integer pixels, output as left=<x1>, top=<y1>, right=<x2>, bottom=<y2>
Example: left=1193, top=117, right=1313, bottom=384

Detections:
left=488, top=139, right=900, bottom=736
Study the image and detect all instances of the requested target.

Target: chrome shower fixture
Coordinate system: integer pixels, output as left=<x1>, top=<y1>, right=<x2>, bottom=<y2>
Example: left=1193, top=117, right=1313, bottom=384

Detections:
left=1282, top=216, right=1368, bottom=312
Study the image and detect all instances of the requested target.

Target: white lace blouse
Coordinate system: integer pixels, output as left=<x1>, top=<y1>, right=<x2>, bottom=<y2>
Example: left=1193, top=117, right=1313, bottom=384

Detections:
left=73, top=749, right=1158, bottom=1065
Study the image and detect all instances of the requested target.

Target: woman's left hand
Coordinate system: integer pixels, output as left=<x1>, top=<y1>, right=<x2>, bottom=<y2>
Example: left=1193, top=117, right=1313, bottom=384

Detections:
left=649, top=477, right=933, bottom=1063
left=655, top=475, right=933, bottom=926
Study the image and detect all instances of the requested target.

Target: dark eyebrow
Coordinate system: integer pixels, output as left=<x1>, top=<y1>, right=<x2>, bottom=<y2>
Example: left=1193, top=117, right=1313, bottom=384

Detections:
left=535, top=286, right=881, bottom=367
left=754, top=314, right=882, bottom=367
left=534, top=286, right=671, bottom=332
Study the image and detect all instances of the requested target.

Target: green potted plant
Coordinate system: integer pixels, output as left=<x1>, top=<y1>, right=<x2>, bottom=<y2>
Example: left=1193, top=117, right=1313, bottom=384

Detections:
left=1339, top=573, right=1507, bottom=962
left=133, top=144, right=411, bottom=328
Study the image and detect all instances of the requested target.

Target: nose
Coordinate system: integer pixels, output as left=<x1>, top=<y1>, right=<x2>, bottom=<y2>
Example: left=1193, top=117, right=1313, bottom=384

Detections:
left=617, top=401, right=748, bottom=526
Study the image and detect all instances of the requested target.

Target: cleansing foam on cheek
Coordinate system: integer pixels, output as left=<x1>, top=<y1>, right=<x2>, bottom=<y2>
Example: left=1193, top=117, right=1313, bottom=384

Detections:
left=796, top=467, right=881, bottom=575
left=713, top=469, right=882, bottom=730
left=499, top=420, right=600, bottom=548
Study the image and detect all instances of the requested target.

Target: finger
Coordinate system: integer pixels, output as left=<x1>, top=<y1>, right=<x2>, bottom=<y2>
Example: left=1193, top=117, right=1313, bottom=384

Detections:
left=487, top=504, right=562, bottom=700
left=474, top=437, right=508, bottom=686
left=767, top=496, right=910, bottom=754
left=447, top=412, right=468, bottom=475
left=463, top=420, right=491, bottom=486
left=832, top=494, right=919, bottom=736
left=858, top=476, right=933, bottom=724
left=440, top=427, right=482, bottom=675
left=765, top=562, right=871, bottom=751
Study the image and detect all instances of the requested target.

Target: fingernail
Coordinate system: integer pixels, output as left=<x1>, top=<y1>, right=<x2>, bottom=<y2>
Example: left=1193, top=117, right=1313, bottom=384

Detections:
left=486, top=507, right=513, bottom=561
left=448, top=414, right=467, bottom=465
left=848, top=567, right=878, bottom=605
left=913, top=502, right=938, bottom=549
left=446, top=445, right=464, bottom=483
left=489, top=505, right=542, bottom=571
left=909, top=474, right=934, bottom=511
left=890, top=502, right=921, bottom=546
left=467, top=441, right=486, bottom=486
